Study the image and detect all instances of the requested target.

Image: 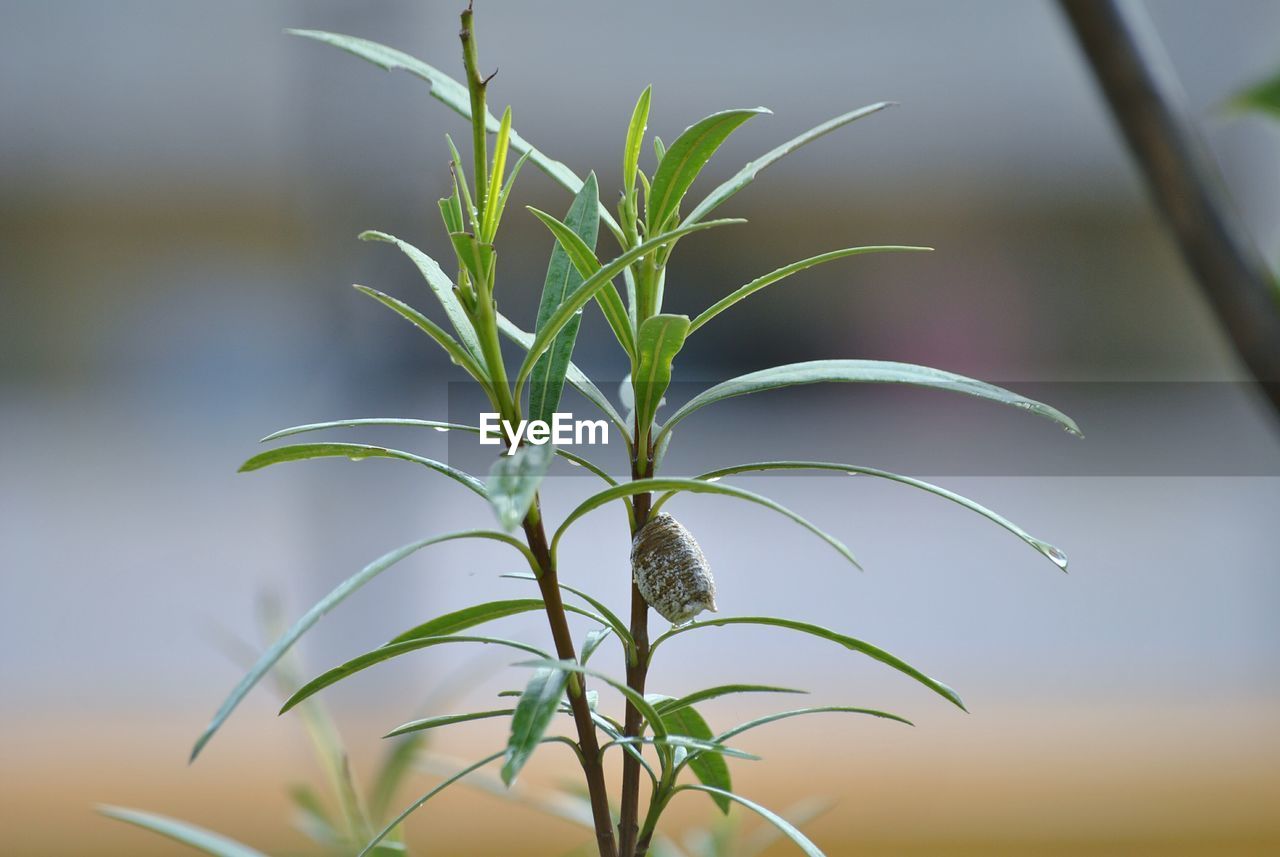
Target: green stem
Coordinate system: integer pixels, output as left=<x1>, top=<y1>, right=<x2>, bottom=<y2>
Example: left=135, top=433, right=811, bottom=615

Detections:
left=459, top=5, right=489, bottom=219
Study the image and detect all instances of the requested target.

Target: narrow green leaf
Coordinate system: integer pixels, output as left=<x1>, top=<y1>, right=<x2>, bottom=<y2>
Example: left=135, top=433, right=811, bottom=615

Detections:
left=657, top=360, right=1083, bottom=446
left=684, top=102, right=891, bottom=226
left=239, top=441, right=486, bottom=497
left=384, top=709, right=515, bottom=739
left=529, top=174, right=603, bottom=424
left=683, top=461, right=1068, bottom=570
left=712, top=706, right=913, bottom=744
left=98, top=806, right=268, bottom=857
left=527, top=200, right=635, bottom=358
left=286, top=30, right=624, bottom=239
left=654, top=685, right=806, bottom=717
left=647, top=108, right=770, bottom=232
left=624, top=86, right=653, bottom=193
left=503, top=666, right=572, bottom=785
left=486, top=442, right=555, bottom=531
left=358, top=231, right=484, bottom=361
left=580, top=627, right=612, bottom=665
left=653, top=135, right=666, bottom=164
left=281, top=635, right=550, bottom=714
left=689, top=246, right=931, bottom=334
left=352, top=285, right=491, bottom=392
left=483, top=106, right=514, bottom=239
left=552, top=478, right=859, bottom=570
left=514, top=659, right=668, bottom=738
left=652, top=616, right=965, bottom=711
left=659, top=705, right=732, bottom=813
left=497, top=314, right=632, bottom=444
left=674, top=787, right=827, bottom=857
left=516, top=217, right=745, bottom=396
left=447, top=231, right=494, bottom=290
left=502, top=573, right=636, bottom=655
left=633, top=314, right=690, bottom=437
left=387, top=598, right=553, bottom=644
left=390, top=599, right=609, bottom=646
left=190, top=530, right=531, bottom=761
left=606, top=734, right=759, bottom=761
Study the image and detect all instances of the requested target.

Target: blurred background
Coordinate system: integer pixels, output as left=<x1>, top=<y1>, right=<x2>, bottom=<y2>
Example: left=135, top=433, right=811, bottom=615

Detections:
left=3, top=1, right=1279, bottom=854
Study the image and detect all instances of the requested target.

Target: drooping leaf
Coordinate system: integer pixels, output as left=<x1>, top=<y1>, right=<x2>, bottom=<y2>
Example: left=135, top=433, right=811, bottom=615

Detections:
left=384, top=709, right=516, bottom=739
left=286, top=30, right=624, bottom=238
left=688, top=246, right=931, bottom=334
left=352, top=286, right=492, bottom=392
left=486, top=442, right=556, bottom=531
left=654, top=684, right=806, bottom=717
left=712, top=706, right=913, bottom=744
left=529, top=174, right=603, bottom=424
left=516, top=217, right=745, bottom=396
left=684, top=102, right=891, bottom=226
left=281, top=635, right=551, bottom=714
left=496, top=314, right=631, bottom=443
left=674, top=787, right=827, bottom=857
left=502, top=666, right=572, bottom=785
left=189, top=530, right=532, bottom=761
left=552, top=478, right=859, bottom=569
left=652, top=616, right=965, bottom=711
left=659, top=704, right=732, bottom=813
left=358, top=231, right=484, bottom=361
left=240, top=441, right=487, bottom=497
left=513, top=659, right=668, bottom=738
left=681, top=461, right=1068, bottom=570
left=633, top=314, right=690, bottom=439
left=646, top=107, right=770, bottom=232
left=526, top=204, right=635, bottom=357
left=657, top=360, right=1083, bottom=445
left=389, top=599, right=609, bottom=646
left=98, top=806, right=268, bottom=857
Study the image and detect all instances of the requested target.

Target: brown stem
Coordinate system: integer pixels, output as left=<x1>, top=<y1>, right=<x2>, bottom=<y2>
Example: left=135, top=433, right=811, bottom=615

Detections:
left=523, top=503, right=618, bottom=857
left=618, top=451, right=654, bottom=856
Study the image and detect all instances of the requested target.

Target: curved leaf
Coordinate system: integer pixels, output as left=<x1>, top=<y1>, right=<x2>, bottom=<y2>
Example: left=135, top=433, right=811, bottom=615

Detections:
left=688, top=246, right=931, bottom=334
left=286, top=30, right=624, bottom=239
left=503, top=666, right=572, bottom=785
left=651, top=616, right=964, bottom=711
left=673, top=787, right=827, bottom=857
left=623, top=86, right=652, bottom=194
left=654, top=684, right=806, bottom=717
left=677, top=461, right=1068, bottom=570
left=190, top=530, right=530, bottom=761
left=384, top=708, right=515, bottom=739
left=712, top=706, right=913, bottom=744
left=646, top=107, right=770, bottom=232
left=529, top=174, right=606, bottom=423
left=390, top=599, right=609, bottom=646
left=633, top=314, right=690, bottom=440
left=281, top=636, right=550, bottom=714
left=352, top=285, right=492, bottom=393
left=239, top=441, right=486, bottom=498
left=99, top=807, right=268, bottom=857
left=497, top=314, right=632, bottom=444
left=684, top=102, right=892, bottom=226
left=580, top=627, right=613, bottom=665
left=659, top=704, right=732, bottom=813
left=657, top=360, right=1083, bottom=445
left=515, top=216, right=745, bottom=396
left=551, top=478, right=859, bottom=570
left=358, top=230, right=483, bottom=362
left=502, top=573, right=636, bottom=658
left=605, top=734, right=759, bottom=761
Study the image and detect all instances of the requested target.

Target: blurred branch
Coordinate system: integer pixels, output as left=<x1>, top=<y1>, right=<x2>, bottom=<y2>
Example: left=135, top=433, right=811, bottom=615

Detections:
left=1058, top=0, right=1280, bottom=415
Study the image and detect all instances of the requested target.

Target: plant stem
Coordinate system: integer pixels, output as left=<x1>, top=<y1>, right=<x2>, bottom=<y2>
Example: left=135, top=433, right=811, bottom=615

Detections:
left=522, top=502, right=619, bottom=857
left=459, top=5, right=489, bottom=219
left=618, top=444, right=654, bottom=856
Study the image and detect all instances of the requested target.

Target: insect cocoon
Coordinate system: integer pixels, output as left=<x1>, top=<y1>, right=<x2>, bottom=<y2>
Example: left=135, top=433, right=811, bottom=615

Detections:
left=631, top=514, right=717, bottom=625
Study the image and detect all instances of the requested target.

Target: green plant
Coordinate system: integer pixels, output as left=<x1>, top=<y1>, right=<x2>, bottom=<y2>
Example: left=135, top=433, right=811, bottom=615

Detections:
left=116, top=6, right=1079, bottom=856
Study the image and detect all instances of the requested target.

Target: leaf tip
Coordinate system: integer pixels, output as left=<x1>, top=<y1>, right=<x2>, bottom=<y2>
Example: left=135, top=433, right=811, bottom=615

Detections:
left=358, top=229, right=391, bottom=243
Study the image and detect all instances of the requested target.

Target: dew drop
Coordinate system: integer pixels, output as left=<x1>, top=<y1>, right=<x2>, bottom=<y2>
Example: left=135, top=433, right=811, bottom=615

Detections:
left=433, top=426, right=450, bottom=432
left=348, top=455, right=369, bottom=462
left=1038, top=542, right=1068, bottom=570
left=706, top=476, right=722, bottom=483
left=565, top=458, right=582, bottom=467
